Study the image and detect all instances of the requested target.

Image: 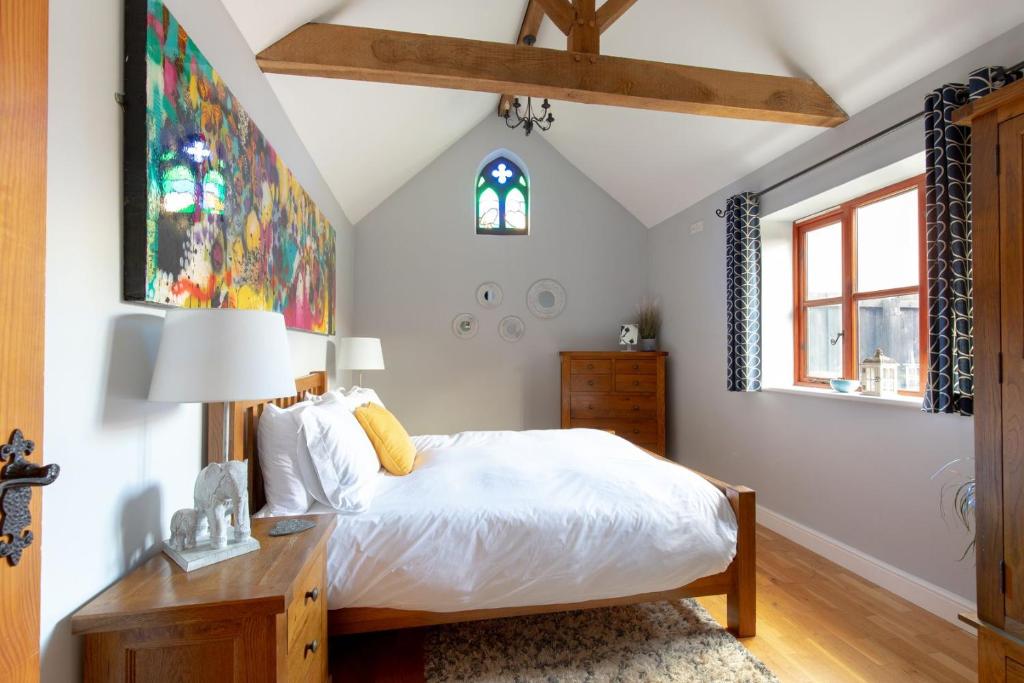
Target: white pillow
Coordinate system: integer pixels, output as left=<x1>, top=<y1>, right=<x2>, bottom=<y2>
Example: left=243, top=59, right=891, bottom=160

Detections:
left=256, top=401, right=316, bottom=515
left=298, top=395, right=381, bottom=512
left=343, top=386, right=386, bottom=411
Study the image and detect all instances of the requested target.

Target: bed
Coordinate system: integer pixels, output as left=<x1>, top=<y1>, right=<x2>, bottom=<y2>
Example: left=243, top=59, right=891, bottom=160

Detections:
left=209, top=371, right=756, bottom=638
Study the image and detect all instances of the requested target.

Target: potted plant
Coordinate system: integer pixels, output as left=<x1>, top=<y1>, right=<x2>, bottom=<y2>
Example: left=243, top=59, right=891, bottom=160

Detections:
left=637, top=300, right=661, bottom=352
left=933, top=457, right=976, bottom=559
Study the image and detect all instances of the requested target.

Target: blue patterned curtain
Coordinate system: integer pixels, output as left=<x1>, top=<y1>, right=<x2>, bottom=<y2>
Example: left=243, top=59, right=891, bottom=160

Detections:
left=923, top=66, right=1021, bottom=416
left=725, top=192, right=762, bottom=392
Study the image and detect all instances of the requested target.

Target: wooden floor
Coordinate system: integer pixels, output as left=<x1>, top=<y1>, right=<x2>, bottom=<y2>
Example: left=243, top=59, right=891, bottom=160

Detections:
left=331, top=525, right=977, bottom=682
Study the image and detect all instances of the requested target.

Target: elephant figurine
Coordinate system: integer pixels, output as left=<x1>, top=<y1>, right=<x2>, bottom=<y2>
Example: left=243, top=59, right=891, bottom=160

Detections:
left=168, top=508, right=203, bottom=551
left=193, top=461, right=249, bottom=550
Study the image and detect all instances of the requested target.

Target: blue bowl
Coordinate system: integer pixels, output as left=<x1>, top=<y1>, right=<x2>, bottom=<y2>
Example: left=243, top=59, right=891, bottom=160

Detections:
left=830, top=378, right=861, bottom=394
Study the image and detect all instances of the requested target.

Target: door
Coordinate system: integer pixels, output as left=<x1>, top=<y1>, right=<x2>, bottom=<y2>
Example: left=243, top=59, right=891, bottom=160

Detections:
left=0, top=0, right=49, bottom=680
left=1001, top=112, right=1024, bottom=632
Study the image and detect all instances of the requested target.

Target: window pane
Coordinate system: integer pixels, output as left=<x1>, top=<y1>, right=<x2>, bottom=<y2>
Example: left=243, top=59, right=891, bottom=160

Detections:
left=477, top=188, right=499, bottom=230
left=856, top=189, right=919, bottom=292
left=857, top=294, right=921, bottom=391
left=804, top=223, right=842, bottom=300
left=505, top=187, right=526, bottom=232
left=805, top=304, right=843, bottom=379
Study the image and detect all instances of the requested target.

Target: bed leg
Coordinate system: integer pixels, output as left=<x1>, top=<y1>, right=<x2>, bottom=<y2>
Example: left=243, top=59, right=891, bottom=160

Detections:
left=725, top=485, right=756, bottom=638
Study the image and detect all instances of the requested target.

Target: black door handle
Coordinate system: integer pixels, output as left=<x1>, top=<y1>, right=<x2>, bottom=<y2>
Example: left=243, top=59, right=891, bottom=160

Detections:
left=0, top=429, right=59, bottom=566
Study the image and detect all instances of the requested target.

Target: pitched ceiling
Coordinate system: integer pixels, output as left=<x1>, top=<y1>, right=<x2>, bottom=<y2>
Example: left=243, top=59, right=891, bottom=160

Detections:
left=222, top=0, right=1024, bottom=227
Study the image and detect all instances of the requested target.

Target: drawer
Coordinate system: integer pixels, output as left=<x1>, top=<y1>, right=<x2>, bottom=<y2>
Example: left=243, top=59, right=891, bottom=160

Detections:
left=571, top=394, right=657, bottom=419
left=571, top=419, right=659, bottom=444
left=615, top=358, right=657, bottom=375
left=571, top=374, right=613, bottom=392
left=615, top=374, right=658, bottom=393
left=287, top=601, right=326, bottom=683
left=571, top=359, right=612, bottom=374
left=287, top=547, right=326, bottom=651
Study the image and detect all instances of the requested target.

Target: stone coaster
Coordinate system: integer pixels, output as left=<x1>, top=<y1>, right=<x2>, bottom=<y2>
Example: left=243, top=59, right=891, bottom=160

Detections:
left=269, top=519, right=316, bottom=536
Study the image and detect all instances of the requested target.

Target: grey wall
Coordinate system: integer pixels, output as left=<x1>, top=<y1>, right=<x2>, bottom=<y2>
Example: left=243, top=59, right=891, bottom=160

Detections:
left=647, top=22, right=1024, bottom=602
left=41, top=0, right=354, bottom=680
left=355, top=117, right=649, bottom=435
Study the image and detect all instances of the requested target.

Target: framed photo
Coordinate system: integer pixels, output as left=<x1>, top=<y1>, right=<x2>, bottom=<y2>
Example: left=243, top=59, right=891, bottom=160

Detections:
left=619, top=323, right=639, bottom=347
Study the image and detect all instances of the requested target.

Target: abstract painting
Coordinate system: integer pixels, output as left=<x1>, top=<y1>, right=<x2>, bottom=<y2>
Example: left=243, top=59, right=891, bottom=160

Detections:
left=123, top=0, right=335, bottom=334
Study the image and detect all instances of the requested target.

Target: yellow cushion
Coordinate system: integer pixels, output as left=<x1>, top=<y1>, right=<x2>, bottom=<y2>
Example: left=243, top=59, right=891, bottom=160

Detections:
left=353, top=403, right=416, bottom=475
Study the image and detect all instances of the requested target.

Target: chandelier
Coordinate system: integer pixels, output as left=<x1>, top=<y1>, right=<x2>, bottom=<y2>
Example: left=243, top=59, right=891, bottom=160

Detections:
left=504, top=96, right=554, bottom=137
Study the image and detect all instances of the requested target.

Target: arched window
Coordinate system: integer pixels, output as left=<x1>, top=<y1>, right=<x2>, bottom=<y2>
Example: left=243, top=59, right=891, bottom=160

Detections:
left=476, top=155, right=528, bottom=235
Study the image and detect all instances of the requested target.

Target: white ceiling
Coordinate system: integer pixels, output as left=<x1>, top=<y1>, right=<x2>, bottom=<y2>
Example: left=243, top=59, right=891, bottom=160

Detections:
left=222, top=0, right=1024, bottom=227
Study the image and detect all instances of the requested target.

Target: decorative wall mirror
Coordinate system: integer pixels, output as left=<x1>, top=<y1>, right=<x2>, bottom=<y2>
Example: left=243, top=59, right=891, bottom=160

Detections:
left=452, top=313, right=478, bottom=339
left=476, top=282, right=503, bottom=308
left=527, top=279, right=566, bottom=319
left=498, top=315, right=525, bottom=342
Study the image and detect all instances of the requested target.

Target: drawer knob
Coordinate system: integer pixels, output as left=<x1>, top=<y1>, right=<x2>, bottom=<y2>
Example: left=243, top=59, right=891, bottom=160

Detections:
left=633, top=405, right=640, bottom=411
left=633, top=428, right=640, bottom=434
left=587, top=363, right=594, bottom=369
left=587, top=404, right=594, bottom=410
left=587, top=380, right=595, bottom=386
left=633, top=364, right=639, bottom=370
left=304, top=639, right=320, bottom=658
left=305, top=586, right=320, bottom=603
left=633, top=380, right=640, bottom=386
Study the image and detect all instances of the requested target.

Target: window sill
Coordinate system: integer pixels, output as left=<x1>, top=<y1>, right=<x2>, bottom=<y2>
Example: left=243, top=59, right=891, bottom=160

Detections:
left=762, top=385, right=922, bottom=409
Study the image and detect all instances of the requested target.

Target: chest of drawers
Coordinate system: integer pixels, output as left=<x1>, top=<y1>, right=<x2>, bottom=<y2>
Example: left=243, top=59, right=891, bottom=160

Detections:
left=560, top=351, right=667, bottom=455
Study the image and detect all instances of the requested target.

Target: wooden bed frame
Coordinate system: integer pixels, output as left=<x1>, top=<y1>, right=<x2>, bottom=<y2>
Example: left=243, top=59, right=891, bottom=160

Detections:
left=208, top=371, right=756, bottom=638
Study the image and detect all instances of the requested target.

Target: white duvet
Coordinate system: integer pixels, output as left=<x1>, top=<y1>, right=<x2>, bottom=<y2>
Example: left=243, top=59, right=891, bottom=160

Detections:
left=313, top=428, right=738, bottom=612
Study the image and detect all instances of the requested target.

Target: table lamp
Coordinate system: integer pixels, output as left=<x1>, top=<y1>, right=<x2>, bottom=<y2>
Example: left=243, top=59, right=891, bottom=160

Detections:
left=338, top=337, right=385, bottom=386
left=149, top=309, right=296, bottom=462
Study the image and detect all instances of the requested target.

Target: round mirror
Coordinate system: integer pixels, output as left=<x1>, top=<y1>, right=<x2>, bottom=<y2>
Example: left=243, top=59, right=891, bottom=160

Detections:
left=527, top=279, right=566, bottom=319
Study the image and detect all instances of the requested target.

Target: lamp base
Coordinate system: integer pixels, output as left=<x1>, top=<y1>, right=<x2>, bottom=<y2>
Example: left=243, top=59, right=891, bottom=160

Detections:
left=163, top=534, right=260, bottom=572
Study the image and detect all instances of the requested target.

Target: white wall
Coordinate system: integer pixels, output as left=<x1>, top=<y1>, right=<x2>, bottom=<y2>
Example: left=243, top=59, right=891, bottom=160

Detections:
left=647, top=22, right=1024, bottom=603
left=355, top=117, right=649, bottom=435
left=40, top=0, right=354, bottom=680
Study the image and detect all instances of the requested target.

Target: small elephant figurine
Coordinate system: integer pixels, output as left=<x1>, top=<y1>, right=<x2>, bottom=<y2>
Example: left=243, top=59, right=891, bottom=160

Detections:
left=194, top=461, right=249, bottom=550
left=168, top=508, right=204, bottom=551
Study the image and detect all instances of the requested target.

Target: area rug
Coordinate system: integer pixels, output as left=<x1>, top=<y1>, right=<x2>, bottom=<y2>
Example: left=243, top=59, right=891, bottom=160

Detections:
left=424, top=599, right=778, bottom=682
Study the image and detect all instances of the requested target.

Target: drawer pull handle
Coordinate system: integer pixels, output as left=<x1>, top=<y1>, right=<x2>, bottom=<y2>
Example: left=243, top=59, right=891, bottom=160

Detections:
left=304, top=639, right=320, bottom=658
left=633, top=380, right=640, bottom=386
left=587, top=404, right=594, bottom=410
left=633, top=364, right=639, bottom=370
left=587, top=380, right=595, bottom=386
left=587, top=364, right=594, bottom=369
left=633, top=428, right=640, bottom=434
left=305, top=586, right=320, bottom=603
left=633, top=405, right=640, bottom=410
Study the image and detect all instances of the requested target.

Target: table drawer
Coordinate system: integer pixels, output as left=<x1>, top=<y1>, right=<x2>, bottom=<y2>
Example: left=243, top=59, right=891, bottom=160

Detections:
left=288, top=547, right=325, bottom=651
left=571, top=394, right=657, bottom=419
left=615, top=358, right=657, bottom=375
left=571, top=359, right=612, bottom=374
left=571, top=419, right=659, bottom=443
left=615, top=374, right=658, bottom=393
left=287, top=601, right=326, bottom=683
left=571, top=374, right=613, bottom=392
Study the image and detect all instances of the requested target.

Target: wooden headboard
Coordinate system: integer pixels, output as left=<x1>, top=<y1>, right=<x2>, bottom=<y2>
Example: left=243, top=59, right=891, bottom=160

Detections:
left=206, top=370, right=328, bottom=512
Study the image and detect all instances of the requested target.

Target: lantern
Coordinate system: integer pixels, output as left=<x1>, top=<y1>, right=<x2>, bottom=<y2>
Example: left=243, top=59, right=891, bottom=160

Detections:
left=860, top=348, right=899, bottom=397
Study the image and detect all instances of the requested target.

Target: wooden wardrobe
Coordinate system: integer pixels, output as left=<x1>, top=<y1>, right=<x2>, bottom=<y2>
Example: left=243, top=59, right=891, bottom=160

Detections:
left=954, top=78, right=1024, bottom=681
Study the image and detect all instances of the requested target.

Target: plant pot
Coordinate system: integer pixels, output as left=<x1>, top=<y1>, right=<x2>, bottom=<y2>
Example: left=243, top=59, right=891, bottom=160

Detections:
left=639, top=338, right=657, bottom=352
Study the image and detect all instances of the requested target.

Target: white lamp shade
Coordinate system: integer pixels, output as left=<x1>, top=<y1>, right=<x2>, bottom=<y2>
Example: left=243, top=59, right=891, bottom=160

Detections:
left=338, top=337, right=385, bottom=371
left=149, top=309, right=296, bottom=403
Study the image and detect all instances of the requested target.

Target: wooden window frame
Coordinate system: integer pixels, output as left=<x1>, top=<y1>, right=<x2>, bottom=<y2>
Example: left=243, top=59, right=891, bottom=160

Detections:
left=793, top=175, right=928, bottom=395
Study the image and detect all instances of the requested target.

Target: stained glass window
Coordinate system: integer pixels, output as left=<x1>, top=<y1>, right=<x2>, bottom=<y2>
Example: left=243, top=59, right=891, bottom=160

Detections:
left=476, top=156, right=528, bottom=235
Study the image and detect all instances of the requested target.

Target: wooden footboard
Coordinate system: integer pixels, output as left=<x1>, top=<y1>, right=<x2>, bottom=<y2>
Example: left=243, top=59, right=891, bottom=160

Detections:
left=329, top=461, right=756, bottom=639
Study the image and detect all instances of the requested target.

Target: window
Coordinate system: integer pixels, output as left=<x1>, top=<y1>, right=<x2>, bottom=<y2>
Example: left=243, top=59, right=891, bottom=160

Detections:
left=476, top=156, right=528, bottom=235
left=794, top=175, right=926, bottom=394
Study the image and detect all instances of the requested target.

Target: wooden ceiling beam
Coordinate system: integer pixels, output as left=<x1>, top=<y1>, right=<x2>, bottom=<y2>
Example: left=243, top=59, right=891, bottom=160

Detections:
left=499, top=0, right=547, bottom=117
left=596, top=0, right=638, bottom=33
left=533, top=0, right=575, bottom=35
left=568, top=0, right=599, bottom=54
left=257, top=23, right=849, bottom=128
